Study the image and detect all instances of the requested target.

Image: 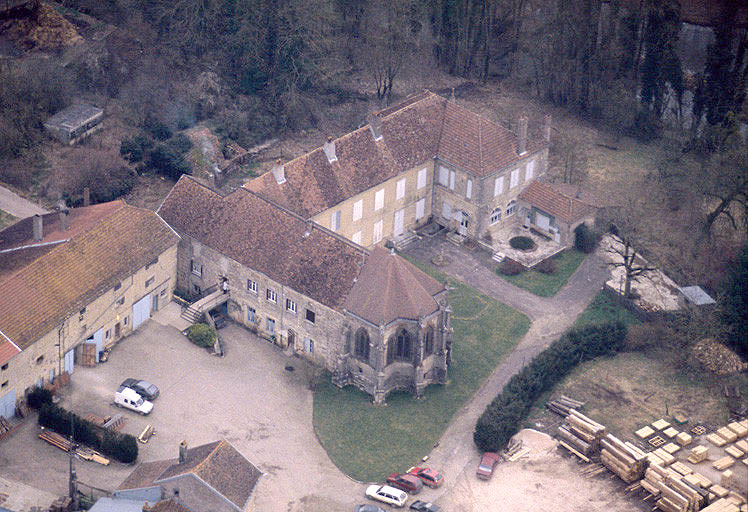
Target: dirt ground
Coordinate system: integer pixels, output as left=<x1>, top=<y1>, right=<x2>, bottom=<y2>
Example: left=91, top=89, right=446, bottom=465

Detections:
left=440, top=429, right=647, bottom=512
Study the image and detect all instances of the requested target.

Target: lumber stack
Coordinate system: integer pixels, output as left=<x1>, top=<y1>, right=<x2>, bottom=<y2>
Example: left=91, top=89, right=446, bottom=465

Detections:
left=557, top=409, right=606, bottom=460
left=546, top=396, right=585, bottom=417
left=39, top=430, right=72, bottom=452
left=701, top=498, right=740, bottom=512
left=600, top=433, right=648, bottom=483
left=0, top=417, right=12, bottom=436
left=642, top=461, right=707, bottom=512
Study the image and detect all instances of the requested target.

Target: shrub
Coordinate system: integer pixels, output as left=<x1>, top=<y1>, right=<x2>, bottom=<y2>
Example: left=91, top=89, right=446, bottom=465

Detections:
left=535, top=258, right=558, bottom=274
left=120, top=134, right=154, bottom=163
left=187, top=323, right=217, bottom=348
left=146, top=144, right=191, bottom=180
left=166, top=133, right=193, bottom=155
left=574, top=223, right=598, bottom=254
left=473, top=322, right=627, bottom=452
left=143, top=115, right=172, bottom=141
left=27, top=387, right=53, bottom=409
left=509, top=236, right=535, bottom=251
left=53, top=147, right=135, bottom=206
left=498, top=259, right=525, bottom=276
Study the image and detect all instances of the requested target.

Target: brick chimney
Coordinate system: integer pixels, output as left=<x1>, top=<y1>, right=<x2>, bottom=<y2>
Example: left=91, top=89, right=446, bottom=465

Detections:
left=367, top=113, right=383, bottom=141
left=32, top=214, right=43, bottom=241
left=271, top=159, right=286, bottom=185
left=83, top=187, right=90, bottom=207
left=59, top=208, right=69, bottom=231
left=322, top=136, right=337, bottom=163
left=543, top=114, right=552, bottom=142
left=178, top=440, right=188, bottom=463
left=517, top=116, right=528, bottom=156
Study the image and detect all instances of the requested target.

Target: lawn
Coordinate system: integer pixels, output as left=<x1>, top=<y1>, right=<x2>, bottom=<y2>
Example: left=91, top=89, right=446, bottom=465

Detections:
left=0, top=210, right=17, bottom=230
left=313, top=261, right=530, bottom=482
left=573, top=289, right=641, bottom=328
left=498, top=248, right=587, bottom=297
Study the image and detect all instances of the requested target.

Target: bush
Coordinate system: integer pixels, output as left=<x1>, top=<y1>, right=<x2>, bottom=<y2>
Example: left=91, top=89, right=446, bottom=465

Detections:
left=143, top=115, right=172, bottom=141
left=120, top=134, right=154, bottom=163
left=574, top=223, right=598, bottom=254
left=146, top=144, right=191, bottom=180
left=509, top=236, right=535, bottom=251
left=166, top=133, right=193, bottom=155
left=52, top=147, right=135, bottom=206
left=535, top=258, right=558, bottom=274
left=187, top=323, right=217, bottom=348
left=473, top=322, right=627, bottom=452
left=27, top=387, right=53, bottom=409
left=498, top=259, right=525, bottom=276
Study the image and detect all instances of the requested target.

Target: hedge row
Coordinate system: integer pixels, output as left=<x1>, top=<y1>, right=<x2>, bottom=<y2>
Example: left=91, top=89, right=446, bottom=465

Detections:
left=473, top=322, right=627, bottom=452
left=38, top=403, right=138, bottom=463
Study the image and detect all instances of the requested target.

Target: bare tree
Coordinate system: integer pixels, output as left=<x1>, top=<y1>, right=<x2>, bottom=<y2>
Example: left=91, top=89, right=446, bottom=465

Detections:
left=551, top=133, right=588, bottom=184
left=701, top=142, right=748, bottom=237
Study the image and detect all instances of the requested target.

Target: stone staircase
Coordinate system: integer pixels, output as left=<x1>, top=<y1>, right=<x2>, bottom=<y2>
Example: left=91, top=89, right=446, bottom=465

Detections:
left=392, top=231, right=419, bottom=251
left=180, top=289, right=228, bottom=324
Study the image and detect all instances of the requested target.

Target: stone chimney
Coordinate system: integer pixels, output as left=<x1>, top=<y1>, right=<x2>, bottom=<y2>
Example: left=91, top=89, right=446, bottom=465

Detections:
left=517, top=116, right=528, bottom=156
left=213, top=165, right=223, bottom=187
left=271, top=159, right=286, bottom=185
left=178, top=440, right=188, bottom=463
left=83, top=187, right=90, bottom=207
left=543, top=114, right=552, bottom=142
left=367, top=113, right=383, bottom=141
left=59, top=208, right=69, bottom=231
left=450, top=87, right=456, bottom=102
left=32, top=214, right=43, bottom=241
left=322, top=136, right=337, bottom=163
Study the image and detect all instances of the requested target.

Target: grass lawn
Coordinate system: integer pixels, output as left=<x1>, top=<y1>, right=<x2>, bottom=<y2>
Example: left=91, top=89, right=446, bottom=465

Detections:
left=0, top=210, right=17, bottom=230
left=573, top=289, right=641, bottom=328
left=498, top=249, right=587, bottom=297
left=314, top=261, right=530, bottom=482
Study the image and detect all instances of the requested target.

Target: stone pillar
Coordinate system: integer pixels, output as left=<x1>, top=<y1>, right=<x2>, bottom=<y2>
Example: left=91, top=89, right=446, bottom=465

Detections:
left=373, top=325, right=388, bottom=404
left=414, top=317, right=426, bottom=398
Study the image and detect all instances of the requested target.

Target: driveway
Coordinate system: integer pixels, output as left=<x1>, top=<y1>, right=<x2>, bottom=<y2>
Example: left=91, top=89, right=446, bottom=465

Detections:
left=0, top=321, right=362, bottom=512
left=0, top=184, right=47, bottom=218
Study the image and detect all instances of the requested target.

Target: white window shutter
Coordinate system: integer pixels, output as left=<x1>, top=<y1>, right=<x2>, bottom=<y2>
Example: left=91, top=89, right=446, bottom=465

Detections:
left=375, top=189, right=385, bottom=211
left=416, top=198, right=425, bottom=219
left=466, top=179, right=472, bottom=199
left=449, top=170, right=455, bottom=190
left=352, top=200, right=362, bottom=221
left=510, top=169, right=519, bottom=188
left=494, top=176, right=504, bottom=196
left=439, top=166, right=449, bottom=186
left=417, top=168, right=427, bottom=189
left=352, top=231, right=362, bottom=245
left=396, top=178, right=406, bottom=200
left=526, top=159, right=535, bottom=181
left=442, top=202, right=451, bottom=219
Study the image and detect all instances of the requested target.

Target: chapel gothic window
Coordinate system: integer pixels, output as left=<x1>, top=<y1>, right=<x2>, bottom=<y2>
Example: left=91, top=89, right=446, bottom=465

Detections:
left=355, top=328, right=370, bottom=361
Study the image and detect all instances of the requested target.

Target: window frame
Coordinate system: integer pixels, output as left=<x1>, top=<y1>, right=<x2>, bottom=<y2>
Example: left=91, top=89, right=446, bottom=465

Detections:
left=352, top=199, right=363, bottom=222
left=247, top=279, right=257, bottom=294
left=247, top=306, right=256, bottom=324
left=510, top=169, right=519, bottom=188
left=372, top=220, right=383, bottom=244
left=266, top=288, right=277, bottom=304
left=506, top=200, right=517, bottom=216
left=145, top=277, right=155, bottom=288
left=286, top=298, right=297, bottom=313
left=191, top=259, right=202, bottom=277
left=330, top=210, right=341, bottom=232
left=396, top=178, right=406, bottom=200
left=305, top=308, right=316, bottom=324
left=490, top=208, right=502, bottom=224
left=374, top=189, right=385, bottom=211
left=494, top=175, right=504, bottom=196
left=417, top=168, right=427, bottom=189
left=438, top=165, right=449, bottom=186
left=526, top=159, right=535, bottom=181
left=415, top=198, right=426, bottom=220
left=466, top=179, right=472, bottom=199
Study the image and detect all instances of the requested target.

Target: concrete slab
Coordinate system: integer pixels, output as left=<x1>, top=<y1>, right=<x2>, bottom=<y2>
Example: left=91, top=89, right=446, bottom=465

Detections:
left=151, top=301, right=192, bottom=332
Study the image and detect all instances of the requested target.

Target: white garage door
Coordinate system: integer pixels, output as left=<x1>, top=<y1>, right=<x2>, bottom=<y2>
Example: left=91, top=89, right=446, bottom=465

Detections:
left=132, top=295, right=152, bottom=330
left=536, top=213, right=551, bottom=231
left=64, top=349, right=75, bottom=374
left=0, top=388, right=15, bottom=419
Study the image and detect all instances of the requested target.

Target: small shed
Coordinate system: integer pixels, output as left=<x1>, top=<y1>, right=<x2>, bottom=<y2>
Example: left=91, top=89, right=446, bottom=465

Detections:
left=44, top=103, right=104, bottom=145
left=678, top=285, right=716, bottom=307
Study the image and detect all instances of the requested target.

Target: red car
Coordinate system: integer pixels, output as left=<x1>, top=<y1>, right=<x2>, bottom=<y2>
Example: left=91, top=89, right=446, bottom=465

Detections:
left=476, top=452, right=501, bottom=480
left=407, top=466, right=444, bottom=488
left=386, top=473, right=423, bottom=494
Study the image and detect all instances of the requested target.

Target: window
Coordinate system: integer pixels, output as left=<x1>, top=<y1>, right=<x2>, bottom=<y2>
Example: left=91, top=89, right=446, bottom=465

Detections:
left=266, top=318, right=275, bottom=335
left=449, top=170, right=456, bottom=190
left=526, top=159, right=535, bottom=181
left=1, top=381, right=6, bottom=388
left=373, top=220, right=383, bottom=244
left=1, top=363, right=8, bottom=371
left=79, top=307, right=86, bottom=321
left=305, top=338, right=315, bottom=353
left=490, top=208, right=502, bottom=224
left=247, top=306, right=256, bottom=324
left=36, top=355, right=44, bottom=365
left=352, top=231, right=362, bottom=245
left=506, top=200, right=517, bottom=216
left=193, top=284, right=201, bottom=295
left=352, top=200, right=363, bottom=221
left=191, top=260, right=202, bottom=276
left=105, top=329, right=111, bottom=340
left=396, top=178, right=406, bottom=200
left=355, top=328, right=370, bottom=361
left=330, top=210, right=341, bottom=232
left=441, top=202, right=451, bottom=220
left=266, top=288, right=277, bottom=303
left=145, top=257, right=158, bottom=270
left=374, top=189, right=385, bottom=211
left=286, top=298, right=297, bottom=313
left=387, top=328, right=411, bottom=363
left=417, top=168, right=427, bottom=189
left=145, top=277, right=155, bottom=288
left=247, top=279, right=257, bottom=293
left=160, top=288, right=167, bottom=297
left=466, top=179, right=472, bottom=199
left=494, top=176, right=504, bottom=196
left=113, top=282, right=121, bottom=292
left=510, top=169, right=519, bottom=188
left=415, top=198, right=425, bottom=220
left=424, top=326, right=434, bottom=357
left=438, top=165, right=449, bottom=186
left=123, top=316, right=129, bottom=326
left=305, top=308, right=316, bottom=324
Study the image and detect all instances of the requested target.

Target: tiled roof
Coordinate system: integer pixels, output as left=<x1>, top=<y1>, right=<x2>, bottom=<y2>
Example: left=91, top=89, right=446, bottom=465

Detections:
left=117, top=460, right=173, bottom=490
left=345, top=247, right=443, bottom=325
left=0, top=203, right=179, bottom=350
left=0, top=335, right=20, bottom=367
left=245, top=91, right=547, bottom=218
left=518, top=179, right=599, bottom=224
left=158, top=176, right=367, bottom=311
left=146, top=500, right=193, bottom=512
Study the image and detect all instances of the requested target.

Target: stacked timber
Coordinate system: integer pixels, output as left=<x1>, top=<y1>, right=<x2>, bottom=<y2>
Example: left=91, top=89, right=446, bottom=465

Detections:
left=600, top=433, right=648, bottom=483
left=642, top=461, right=707, bottom=512
left=546, top=396, right=585, bottom=417
left=700, top=498, right=740, bottom=512
left=0, top=417, right=12, bottom=435
left=39, top=430, right=73, bottom=451
left=557, top=409, right=606, bottom=461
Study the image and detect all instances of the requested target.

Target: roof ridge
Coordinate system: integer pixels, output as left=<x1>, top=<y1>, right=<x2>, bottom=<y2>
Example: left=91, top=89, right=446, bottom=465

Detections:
left=478, top=117, right=484, bottom=174
left=191, top=440, right=224, bottom=476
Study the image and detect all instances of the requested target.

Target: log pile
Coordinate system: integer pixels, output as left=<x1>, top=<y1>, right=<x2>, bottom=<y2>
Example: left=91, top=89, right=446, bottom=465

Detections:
left=557, top=409, right=606, bottom=461
left=600, top=433, right=648, bottom=483
left=546, top=396, right=585, bottom=417
left=641, top=461, right=707, bottom=512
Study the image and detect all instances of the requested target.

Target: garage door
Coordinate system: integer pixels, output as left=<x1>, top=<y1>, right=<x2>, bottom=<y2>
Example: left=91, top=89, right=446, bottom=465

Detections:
left=0, top=388, right=15, bottom=419
left=536, top=212, right=551, bottom=231
left=64, top=348, right=75, bottom=374
left=132, top=294, right=152, bottom=330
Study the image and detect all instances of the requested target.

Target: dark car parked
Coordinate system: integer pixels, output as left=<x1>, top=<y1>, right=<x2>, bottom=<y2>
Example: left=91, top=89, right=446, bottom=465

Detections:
left=410, top=500, right=441, bottom=512
left=119, top=378, right=159, bottom=401
left=386, top=472, right=423, bottom=494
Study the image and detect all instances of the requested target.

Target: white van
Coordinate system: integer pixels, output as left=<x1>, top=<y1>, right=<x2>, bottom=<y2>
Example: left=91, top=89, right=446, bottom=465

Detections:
left=365, top=485, right=408, bottom=507
left=114, top=387, right=153, bottom=415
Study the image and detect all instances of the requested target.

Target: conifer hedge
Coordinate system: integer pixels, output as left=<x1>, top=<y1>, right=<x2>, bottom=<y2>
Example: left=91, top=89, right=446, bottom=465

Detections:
left=473, top=322, right=627, bottom=452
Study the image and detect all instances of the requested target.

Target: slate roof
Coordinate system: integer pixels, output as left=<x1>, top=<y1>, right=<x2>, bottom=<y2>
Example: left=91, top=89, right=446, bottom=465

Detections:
left=518, top=179, right=599, bottom=224
left=118, top=440, right=262, bottom=512
left=158, top=176, right=367, bottom=311
left=44, top=103, right=103, bottom=131
left=245, top=91, right=547, bottom=218
left=345, top=247, right=443, bottom=325
left=0, top=203, right=179, bottom=350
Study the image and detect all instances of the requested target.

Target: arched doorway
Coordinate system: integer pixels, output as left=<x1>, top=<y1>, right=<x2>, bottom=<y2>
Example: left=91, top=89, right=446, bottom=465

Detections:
left=287, top=329, right=296, bottom=351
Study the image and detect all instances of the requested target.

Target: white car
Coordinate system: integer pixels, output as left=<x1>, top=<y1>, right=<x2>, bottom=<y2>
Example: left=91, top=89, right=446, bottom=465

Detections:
left=114, top=387, right=153, bottom=415
left=365, top=484, right=408, bottom=508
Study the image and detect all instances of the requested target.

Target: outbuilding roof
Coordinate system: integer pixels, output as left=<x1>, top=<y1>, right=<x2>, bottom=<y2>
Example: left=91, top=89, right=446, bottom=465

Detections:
left=44, top=103, right=103, bottom=131
left=518, top=179, right=599, bottom=224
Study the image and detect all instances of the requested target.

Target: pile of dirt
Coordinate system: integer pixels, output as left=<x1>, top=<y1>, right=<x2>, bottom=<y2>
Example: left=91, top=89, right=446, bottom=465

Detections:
left=691, top=338, right=747, bottom=375
left=1, top=3, right=82, bottom=51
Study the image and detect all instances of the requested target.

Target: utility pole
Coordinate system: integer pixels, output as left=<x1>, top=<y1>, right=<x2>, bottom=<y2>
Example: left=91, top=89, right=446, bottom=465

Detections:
left=68, top=400, right=78, bottom=510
